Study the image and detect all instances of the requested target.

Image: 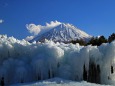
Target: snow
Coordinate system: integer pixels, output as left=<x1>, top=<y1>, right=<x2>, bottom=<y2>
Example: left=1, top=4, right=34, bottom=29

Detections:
left=29, top=22, right=92, bottom=42
left=11, top=78, right=112, bottom=86
left=0, top=35, right=115, bottom=85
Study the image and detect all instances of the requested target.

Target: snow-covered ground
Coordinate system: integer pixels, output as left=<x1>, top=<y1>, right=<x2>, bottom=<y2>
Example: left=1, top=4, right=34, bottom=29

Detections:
left=11, top=78, right=112, bottom=86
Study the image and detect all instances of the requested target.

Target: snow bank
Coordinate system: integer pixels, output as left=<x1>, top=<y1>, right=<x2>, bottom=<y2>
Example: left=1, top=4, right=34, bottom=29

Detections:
left=12, top=78, right=112, bottom=86
left=0, top=35, right=115, bottom=85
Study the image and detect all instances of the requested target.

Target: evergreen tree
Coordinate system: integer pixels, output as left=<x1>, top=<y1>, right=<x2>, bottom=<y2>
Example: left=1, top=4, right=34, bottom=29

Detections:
left=87, top=37, right=98, bottom=46
left=108, top=33, right=115, bottom=43
left=87, top=36, right=107, bottom=46
left=97, top=36, right=107, bottom=46
left=71, top=39, right=86, bottom=46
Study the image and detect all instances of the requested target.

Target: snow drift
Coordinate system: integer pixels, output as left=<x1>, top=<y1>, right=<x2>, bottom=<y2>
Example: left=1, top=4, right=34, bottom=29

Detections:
left=12, top=78, right=112, bottom=86
left=0, top=35, right=115, bottom=85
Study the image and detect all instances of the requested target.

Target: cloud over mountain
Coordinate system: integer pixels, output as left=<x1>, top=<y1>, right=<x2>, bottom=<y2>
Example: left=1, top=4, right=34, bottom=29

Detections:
left=26, top=21, right=61, bottom=36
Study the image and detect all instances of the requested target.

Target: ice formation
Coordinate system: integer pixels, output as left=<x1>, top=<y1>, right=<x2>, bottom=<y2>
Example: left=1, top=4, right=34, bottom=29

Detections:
left=12, top=78, right=112, bottom=86
left=0, top=35, right=115, bottom=85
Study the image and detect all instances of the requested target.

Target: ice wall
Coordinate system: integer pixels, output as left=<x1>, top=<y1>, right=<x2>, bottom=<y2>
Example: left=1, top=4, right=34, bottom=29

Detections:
left=0, top=35, right=115, bottom=85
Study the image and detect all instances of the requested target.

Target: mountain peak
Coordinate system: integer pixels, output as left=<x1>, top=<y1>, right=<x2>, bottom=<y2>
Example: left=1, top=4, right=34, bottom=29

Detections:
left=30, top=22, right=92, bottom=42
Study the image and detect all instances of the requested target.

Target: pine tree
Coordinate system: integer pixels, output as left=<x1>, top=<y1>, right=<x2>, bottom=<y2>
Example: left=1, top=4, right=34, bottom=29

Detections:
left=71, top=39, right=86, bottom=45
left=108, top=33, right=115, bottom=43
left=97, top=36, right=107, bottom=46
left=87, top=36, right=107, bottom=46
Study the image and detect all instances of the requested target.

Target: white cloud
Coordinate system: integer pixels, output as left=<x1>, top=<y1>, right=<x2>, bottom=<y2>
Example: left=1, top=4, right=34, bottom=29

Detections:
left=26, top=20, right=61, bottom=36
left=0, top=19, right=4, bottom=24
left=25, top=36, right=34, bottom=41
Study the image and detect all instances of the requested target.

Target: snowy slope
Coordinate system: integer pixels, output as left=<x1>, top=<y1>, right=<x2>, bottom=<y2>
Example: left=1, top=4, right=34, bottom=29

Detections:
left=30, top=23, right=92, bottom=42
left=11, top=78, right=112, bottom=86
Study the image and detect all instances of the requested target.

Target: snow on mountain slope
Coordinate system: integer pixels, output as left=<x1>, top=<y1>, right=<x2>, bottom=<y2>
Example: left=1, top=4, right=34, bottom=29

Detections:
left=12, top=78, right=112, bottom=86
left=30, top=23, right=92, bottom=42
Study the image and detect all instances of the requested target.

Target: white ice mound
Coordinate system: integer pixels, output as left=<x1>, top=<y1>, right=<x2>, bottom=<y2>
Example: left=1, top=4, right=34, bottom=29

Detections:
left=0, top=35, right=115, bottom=85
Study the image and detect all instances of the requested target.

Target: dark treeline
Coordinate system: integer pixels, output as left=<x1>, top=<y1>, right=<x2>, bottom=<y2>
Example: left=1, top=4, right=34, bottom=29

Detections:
left=70, top=33, right=115, bottom=46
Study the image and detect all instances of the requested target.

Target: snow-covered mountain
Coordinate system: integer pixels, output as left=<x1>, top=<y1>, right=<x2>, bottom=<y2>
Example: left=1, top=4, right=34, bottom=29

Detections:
left=30, top=23, right=92, bottom=42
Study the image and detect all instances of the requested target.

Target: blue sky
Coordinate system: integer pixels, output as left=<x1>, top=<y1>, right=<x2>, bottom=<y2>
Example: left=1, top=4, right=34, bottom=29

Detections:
left=0, top=0, right=115, bottom=39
